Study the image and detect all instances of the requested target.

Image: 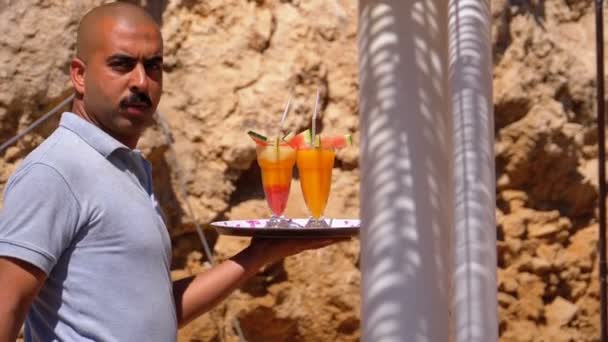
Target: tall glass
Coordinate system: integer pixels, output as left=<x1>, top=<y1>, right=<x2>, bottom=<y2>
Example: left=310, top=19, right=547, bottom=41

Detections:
left=256, top=142, right=296, bottom=227
left=296, top=147, right=335, bottom=228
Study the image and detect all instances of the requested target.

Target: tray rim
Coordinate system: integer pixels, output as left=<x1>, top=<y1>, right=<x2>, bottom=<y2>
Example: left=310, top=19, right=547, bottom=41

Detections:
left=210, top=218, right=360, bottom=238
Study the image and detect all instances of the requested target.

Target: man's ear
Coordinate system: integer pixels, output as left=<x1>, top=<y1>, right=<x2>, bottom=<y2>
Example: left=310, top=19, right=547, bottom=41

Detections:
left=70, top=57, right=86, bottom=95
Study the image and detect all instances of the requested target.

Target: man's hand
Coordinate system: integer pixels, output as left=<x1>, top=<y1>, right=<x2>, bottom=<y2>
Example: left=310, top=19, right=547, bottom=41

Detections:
left=173, top=237, right=348, bottom=327
left=246, top=237, right=349, bottom=266
left=0, top=257, right=46, bottom=341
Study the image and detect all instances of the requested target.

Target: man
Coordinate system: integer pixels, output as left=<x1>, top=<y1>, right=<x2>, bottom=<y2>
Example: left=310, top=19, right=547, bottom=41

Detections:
left=0, top=2, right=337, bottom=341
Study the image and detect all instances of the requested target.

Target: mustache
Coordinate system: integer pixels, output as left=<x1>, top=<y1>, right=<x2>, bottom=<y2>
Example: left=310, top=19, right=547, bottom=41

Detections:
left=120, top=92, right=152, bottom=108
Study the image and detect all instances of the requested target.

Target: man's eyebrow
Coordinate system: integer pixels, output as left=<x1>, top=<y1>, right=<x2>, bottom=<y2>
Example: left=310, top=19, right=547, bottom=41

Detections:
left=144, top=55, right=163, bottom=64
left=106, top=54, right=163, bottom=63
left=107, top=53, right=136, bottom=62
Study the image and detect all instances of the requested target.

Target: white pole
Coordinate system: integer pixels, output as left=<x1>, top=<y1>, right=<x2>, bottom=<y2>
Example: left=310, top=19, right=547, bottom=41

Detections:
left=359, top=1, right=451, bottom=341
left=448, top=0, right=498, bottom=341
left=359, top=0, right=498, bottom=341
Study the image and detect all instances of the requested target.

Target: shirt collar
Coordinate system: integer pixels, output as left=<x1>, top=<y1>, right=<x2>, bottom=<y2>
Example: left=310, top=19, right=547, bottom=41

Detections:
left=59, top=112, right=131, bottom=158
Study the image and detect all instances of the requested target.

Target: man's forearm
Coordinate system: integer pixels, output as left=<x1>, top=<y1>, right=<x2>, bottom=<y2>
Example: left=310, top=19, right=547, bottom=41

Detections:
left=0, top=305, right=27, bottom=342
left=172, top=245, right=267, bottom=327
left=172, top=237, right=340, bottom=327
left=0, top=257, right=45, bottom=342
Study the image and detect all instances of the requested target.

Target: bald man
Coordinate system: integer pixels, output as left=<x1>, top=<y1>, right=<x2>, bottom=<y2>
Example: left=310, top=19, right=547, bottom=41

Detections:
left=0, top=3, right=336, bottom=341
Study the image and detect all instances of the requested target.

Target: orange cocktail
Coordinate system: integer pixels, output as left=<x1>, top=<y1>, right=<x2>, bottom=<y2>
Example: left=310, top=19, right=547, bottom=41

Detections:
left=256, top=141, right=296, bottom=226
left=296, top=147, right=335, bottom=227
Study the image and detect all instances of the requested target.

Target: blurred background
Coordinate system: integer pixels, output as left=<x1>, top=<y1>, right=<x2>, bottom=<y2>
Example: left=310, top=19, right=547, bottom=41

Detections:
left=0, top=0, right=604, bottom=341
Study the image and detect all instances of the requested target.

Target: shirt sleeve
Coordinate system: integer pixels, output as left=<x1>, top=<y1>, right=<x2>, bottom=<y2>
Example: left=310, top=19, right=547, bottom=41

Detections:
left=0, top=163, right=80, bottom=275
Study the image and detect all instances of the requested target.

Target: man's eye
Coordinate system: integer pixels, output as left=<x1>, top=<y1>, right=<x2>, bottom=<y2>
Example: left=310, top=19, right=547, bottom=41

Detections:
left=110, top=60, right=134, bottom=70
left=145, top=62, right=162, bottom=71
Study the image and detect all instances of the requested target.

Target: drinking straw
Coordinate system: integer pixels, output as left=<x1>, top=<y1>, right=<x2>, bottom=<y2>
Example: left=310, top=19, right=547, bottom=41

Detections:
left=280, top=96, right=292, bottom=128
left=277, top=95, right=292, bottom=138
left=595, top=0, right=607, bottom=341
left=312, top=88, right=320, bottom=143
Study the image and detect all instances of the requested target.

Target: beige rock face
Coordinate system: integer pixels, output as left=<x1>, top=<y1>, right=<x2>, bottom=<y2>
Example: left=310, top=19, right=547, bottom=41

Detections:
left=2, top=1, right=360, bottom=341
left=0, top=0, right=606, bottom=341
left=494, top=0, right=603, bottom=341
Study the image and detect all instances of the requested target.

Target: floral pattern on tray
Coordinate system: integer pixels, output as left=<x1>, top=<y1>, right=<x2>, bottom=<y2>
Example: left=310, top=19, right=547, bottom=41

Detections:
left=211, top=218, right=360, bottom=229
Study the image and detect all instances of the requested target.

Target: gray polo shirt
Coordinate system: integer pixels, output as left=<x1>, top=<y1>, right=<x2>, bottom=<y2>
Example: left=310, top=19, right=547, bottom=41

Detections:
left=0, top=112, right=177, bottom=341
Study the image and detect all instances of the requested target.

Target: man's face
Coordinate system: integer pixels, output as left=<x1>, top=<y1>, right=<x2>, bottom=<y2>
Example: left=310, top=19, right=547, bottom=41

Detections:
left=81, top=18, right=163, bottom=141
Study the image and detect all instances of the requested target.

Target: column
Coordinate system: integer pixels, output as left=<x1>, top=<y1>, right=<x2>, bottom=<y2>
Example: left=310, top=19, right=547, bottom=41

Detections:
left=448, top=0, right=498, bottom=341
left=358, top=0, right=498, bottom=341
left=359, top=1, right=451, bottom=341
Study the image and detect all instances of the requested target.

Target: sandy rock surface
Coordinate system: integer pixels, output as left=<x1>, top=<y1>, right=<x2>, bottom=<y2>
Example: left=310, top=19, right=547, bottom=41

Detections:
left=1, top=0, right=606, bottom=341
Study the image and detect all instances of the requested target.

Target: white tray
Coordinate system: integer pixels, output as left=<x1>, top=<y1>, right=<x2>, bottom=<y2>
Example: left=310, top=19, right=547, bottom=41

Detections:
left=210, top=218, right=360, bottom=238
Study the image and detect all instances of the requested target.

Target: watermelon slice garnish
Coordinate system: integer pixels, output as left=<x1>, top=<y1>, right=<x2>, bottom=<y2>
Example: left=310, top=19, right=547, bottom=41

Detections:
left=319, top=134, right=352, bottom=149
left=282, top=131, right=295, bottom=142
left=285, top=129, right=312, bottom=149
left=247, top=130, right=268, bottom=146
left=312, top=134, right=321, bottom=148
left=286, top=130, right=352, bottom=149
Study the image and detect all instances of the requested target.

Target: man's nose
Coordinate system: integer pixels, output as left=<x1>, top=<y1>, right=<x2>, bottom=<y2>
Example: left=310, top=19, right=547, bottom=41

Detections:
left=129, top=63, right=149, bottom=92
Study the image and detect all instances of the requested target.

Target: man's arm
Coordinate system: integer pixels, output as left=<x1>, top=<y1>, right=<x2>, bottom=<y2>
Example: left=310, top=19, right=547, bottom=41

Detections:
left=0, top=257, right=46, bottom=341
left=173, top=238, right=339, bottom=327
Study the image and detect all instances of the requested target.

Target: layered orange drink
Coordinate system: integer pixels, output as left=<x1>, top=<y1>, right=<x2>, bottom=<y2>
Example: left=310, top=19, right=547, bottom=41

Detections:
left=249, top=131, right=296, bottom=226
left=288, top=130, right=352, bottom=227
left=297, top=148, right=335, bottom=220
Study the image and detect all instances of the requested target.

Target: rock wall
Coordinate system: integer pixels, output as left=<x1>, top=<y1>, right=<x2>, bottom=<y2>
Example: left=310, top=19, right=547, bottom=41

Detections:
left=493, top=0, right=603, bottom=340
left=0, top=0, right=604, bottom=341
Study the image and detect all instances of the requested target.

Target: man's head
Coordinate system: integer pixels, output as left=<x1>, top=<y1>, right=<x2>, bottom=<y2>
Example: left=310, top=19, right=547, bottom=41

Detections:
left=70, top=2, right=163, bottom=148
